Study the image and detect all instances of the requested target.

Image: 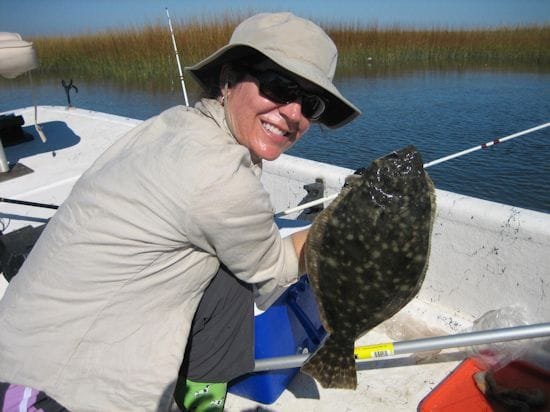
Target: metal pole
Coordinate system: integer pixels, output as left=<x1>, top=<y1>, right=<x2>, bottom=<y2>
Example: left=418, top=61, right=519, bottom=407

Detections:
left=253, top=322, right=550, bottom=372
left=30, top=71, right=47, bottom=142
left=276, top=122, right=550, bottom=216
left=0, top=145, right=9, bottom=173
left=165, top=7, right=189, bottom=106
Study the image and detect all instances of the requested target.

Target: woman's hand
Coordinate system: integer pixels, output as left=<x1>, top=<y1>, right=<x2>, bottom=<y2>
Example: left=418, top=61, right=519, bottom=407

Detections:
left=291, top=229, right=309, bottom=274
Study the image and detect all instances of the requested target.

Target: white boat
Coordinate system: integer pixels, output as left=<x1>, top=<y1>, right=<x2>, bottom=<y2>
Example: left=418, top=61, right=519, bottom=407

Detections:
left=1, top=104, right=549, bottom=411
left=1, top=32, right=549, bottom=412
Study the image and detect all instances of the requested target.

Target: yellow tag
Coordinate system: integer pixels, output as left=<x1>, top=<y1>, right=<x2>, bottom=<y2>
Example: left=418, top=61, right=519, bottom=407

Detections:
left=354, top=343, right=395, bottom=359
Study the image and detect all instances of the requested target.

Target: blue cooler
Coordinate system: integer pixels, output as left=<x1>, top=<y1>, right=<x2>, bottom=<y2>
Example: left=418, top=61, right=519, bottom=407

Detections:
left=228, top=275, right=326, bottom=404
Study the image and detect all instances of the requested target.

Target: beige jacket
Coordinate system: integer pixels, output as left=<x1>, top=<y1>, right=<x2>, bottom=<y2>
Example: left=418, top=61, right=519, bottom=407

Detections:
left=0, top=99, right=299, bottom=411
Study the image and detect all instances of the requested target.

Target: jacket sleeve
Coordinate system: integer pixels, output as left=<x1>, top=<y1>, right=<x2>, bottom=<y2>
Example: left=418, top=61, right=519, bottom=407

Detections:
left=182, top=144, right=300, bottom=294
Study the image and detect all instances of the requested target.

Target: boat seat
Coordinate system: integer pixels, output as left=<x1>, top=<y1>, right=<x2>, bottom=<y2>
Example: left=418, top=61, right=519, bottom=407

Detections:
left=0, top=223, right=46, bottom=282
left=0, top=113, right=34, bottom=146
left=0, top=32, right=38, bottom=79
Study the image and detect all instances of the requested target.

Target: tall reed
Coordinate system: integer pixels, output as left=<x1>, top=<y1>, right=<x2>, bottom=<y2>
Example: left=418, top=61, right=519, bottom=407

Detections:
left=331, top=24, right=550, bottom=74
left=28, top=16, right=550, bottom=88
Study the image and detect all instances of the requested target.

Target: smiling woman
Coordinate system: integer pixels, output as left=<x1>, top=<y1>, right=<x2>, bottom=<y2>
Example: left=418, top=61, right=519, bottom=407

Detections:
left=184, top=12, right=360, bottom=164
left=215, top=64, right=320, bottom=161
left=0, top=12, right=361, bottom=412
left=222, top=66, right=313, bottom=162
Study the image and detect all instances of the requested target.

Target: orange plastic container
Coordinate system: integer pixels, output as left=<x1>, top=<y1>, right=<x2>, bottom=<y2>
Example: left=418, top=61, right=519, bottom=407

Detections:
left=418, top=358, right=550, bottom=412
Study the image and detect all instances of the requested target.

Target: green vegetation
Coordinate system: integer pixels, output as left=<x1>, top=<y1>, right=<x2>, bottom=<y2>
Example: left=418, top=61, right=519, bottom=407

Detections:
left=331, top=24, right=550, bottom=75
left=27, top=15, right=550, bottom=88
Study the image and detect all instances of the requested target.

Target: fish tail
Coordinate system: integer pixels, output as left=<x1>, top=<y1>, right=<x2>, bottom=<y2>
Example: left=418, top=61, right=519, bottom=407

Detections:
left=301, top=336, right=357, bottom=389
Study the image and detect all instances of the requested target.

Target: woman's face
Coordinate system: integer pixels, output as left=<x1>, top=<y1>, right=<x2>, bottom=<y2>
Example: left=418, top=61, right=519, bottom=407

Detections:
left=224, top=72, right=312, bottom=162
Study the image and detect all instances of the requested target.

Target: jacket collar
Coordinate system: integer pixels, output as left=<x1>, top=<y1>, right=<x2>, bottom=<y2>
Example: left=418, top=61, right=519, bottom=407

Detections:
left=195, top=98, right=263, bottom=175
left=195, top=98, right=232, bottom=137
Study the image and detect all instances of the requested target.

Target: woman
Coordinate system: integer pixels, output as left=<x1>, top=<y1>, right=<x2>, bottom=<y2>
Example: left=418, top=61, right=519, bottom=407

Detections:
left=0, top=12, right=359, bottom=412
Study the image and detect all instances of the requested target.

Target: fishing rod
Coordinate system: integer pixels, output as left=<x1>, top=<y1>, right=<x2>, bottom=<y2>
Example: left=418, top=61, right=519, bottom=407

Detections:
left=423, top=122, right=550, bottom=168
left=253, top=322, right=550, bottom=372
left=165, top=7, right=189, bottom=106
left=277, top=122, right=550, bottom=216
left=6, top=122, right=549, bottom=213
left=0, top=197, right=58, bottom=210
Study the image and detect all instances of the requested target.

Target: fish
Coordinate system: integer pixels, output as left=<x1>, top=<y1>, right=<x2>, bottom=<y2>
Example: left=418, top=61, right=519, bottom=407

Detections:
left=301, top=145, right=436, bottom=389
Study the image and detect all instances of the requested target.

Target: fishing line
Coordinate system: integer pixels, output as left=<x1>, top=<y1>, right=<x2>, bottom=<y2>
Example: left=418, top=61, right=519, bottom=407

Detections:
left=277, top=122, right=550, bottom=216
left=423, top=122, right=550, bottom=168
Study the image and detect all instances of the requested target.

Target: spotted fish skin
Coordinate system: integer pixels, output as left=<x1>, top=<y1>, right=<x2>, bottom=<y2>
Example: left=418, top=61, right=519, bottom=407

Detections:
left=301, top=146, right=436, bottom=389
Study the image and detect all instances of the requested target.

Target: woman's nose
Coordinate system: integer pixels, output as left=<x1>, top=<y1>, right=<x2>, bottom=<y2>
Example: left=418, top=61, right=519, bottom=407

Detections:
left=278, top=99, right=303, bottom=122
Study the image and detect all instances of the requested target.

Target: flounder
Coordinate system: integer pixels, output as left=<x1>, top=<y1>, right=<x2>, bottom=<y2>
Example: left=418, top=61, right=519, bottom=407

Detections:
left=301, top=145, right=436, bottom=389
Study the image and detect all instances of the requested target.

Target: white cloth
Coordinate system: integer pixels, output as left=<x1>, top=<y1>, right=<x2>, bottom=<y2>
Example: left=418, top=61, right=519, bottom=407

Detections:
left=0, top=99, right=299, bottom=411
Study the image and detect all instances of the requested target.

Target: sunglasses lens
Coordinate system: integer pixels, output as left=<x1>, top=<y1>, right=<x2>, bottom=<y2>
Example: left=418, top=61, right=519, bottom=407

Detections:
left=302, top=95, right=326, bottom=120
left=255, top=72, right=295, bottom=102
left=255, top=71, right=326, bottom=120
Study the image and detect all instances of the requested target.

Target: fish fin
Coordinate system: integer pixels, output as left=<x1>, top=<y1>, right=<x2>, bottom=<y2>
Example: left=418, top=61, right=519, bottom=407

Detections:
left=301, top=336, right=356, bottom=389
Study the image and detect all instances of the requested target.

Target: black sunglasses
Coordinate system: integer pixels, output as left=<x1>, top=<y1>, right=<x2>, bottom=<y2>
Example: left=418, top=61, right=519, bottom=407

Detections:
left=246, top=68, right=327, bottom=120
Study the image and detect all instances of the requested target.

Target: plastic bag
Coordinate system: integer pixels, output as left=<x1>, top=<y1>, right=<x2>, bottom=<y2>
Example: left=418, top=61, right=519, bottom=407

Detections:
left=382, top=311, right=447, bottom=362
left=468, top=305, right=536, bottom=371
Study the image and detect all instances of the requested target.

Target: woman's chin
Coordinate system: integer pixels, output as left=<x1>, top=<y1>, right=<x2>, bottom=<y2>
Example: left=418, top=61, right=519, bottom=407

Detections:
left=252, top=145, right=287, bottom=162
left=258, top=151, right=284, bottom=162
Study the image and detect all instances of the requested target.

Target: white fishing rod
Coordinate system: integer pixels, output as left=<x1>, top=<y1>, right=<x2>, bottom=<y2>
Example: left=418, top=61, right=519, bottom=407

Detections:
left=277, top=122, right=550, bottom=216
left=165, top=7, right=189, bottom=106
left=253, top=322, right=550, bottom=372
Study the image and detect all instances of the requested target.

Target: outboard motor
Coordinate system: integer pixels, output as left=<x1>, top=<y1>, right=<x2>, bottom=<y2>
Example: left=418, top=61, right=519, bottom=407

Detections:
left=0, top=32, right=38, bottom=79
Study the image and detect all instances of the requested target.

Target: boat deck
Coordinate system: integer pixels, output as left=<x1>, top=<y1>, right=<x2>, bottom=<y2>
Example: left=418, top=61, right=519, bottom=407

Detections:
left=1, top=106, right=140, bottom=231
left=1, top=106, right=548, bottom=412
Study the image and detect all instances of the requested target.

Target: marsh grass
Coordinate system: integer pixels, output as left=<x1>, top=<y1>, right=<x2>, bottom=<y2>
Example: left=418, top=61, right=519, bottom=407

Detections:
left=27, top=15, right=550, bottom=88
left=331, top=24, right=550, bottom=76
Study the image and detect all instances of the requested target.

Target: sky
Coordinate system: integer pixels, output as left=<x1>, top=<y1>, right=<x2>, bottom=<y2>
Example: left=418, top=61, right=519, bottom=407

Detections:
left=1, top=0, right=549, bottom=37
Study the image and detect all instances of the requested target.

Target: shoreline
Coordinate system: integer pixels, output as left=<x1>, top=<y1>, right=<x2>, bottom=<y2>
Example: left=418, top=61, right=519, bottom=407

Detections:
left=23, top=22, right=549, bottom=85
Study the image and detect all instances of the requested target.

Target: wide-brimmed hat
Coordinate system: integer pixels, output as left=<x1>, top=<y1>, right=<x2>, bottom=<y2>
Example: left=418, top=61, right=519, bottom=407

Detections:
left=185, top=12, right=361, bottom=129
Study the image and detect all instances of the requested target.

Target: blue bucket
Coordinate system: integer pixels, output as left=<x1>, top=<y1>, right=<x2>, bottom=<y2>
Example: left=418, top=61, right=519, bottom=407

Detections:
left=228, top=276, right=326, bottom=404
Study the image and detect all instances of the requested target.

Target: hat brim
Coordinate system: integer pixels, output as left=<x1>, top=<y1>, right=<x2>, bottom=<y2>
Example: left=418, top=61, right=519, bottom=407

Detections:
left=185, top=44, right=361, bottom=129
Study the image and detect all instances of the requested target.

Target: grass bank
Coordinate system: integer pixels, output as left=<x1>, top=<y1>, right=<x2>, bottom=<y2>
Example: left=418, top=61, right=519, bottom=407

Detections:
left=28, top=16, right=550, bottom=87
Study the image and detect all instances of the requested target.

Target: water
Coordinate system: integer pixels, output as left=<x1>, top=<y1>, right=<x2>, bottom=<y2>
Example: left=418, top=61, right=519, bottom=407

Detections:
left=1, top=70, right=549, bottom=213
left=291, top=71, right=550, bottom=214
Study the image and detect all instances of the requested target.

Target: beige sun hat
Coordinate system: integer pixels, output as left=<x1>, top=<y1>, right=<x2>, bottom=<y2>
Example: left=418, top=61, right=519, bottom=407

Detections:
left=185, top=12, right=361, bottom=129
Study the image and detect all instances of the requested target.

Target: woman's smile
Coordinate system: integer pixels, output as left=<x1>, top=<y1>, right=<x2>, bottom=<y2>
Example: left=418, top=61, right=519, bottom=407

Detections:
left=224, top=76, right=310, bottom=161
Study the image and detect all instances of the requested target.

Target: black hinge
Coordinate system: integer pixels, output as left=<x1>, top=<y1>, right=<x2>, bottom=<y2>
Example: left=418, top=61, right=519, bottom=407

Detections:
left=297, top=178, right=325, bottom=222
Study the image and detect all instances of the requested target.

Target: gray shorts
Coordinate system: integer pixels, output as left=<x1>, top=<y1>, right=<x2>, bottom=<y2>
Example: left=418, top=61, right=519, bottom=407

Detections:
left=179, top=265, right=255, bottom=382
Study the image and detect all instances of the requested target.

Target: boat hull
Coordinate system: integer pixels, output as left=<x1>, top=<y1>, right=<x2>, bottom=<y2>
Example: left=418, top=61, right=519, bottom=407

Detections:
left=1, top=106, right=548, bottom=411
